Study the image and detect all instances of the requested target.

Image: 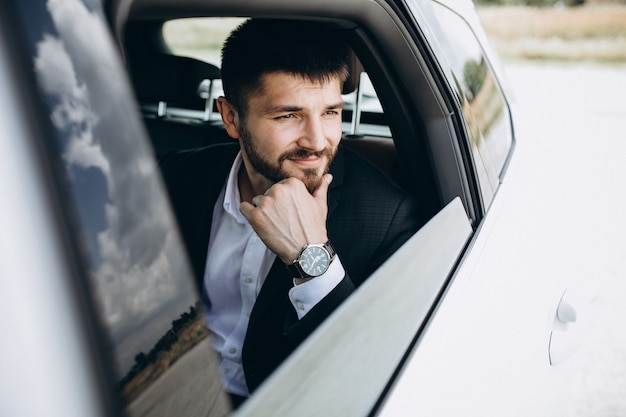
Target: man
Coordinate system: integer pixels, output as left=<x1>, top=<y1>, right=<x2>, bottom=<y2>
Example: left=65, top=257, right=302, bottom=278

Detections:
left=160, top=19, right=423, bottom=405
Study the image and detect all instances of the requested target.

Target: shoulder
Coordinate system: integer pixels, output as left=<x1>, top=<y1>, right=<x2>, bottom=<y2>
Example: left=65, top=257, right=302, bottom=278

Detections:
left=158, top=142, right=238, bottom=201
left=159, top=142, right=239, bottom=173
left=330, top=145, right=422, bottom=228
left=332, top=145, right=410, bottom=200
left=328, top=146, right=422, bottom=283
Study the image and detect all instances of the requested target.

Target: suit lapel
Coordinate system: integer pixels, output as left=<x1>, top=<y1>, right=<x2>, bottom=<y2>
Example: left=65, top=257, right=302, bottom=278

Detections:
left=326, top=144, right=346, bottom=217
left=247, top=259, right=292, bottom=330
left=188, top=144, right=239, bottom=290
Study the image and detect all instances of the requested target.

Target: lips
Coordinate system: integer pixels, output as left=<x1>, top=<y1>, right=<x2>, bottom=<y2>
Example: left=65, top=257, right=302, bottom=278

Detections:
left=289, top=156, right=324, bottom=167
left=281, top=148, right=331, bottom=164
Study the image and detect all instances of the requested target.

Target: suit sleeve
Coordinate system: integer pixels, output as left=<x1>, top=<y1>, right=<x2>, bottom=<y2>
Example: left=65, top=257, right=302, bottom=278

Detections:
left=282, top=190, right=420, bottom=346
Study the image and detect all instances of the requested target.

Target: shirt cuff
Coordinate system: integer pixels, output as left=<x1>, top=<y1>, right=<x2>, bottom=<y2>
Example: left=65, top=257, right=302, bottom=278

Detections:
left=288, top=257, right=345, bottom=320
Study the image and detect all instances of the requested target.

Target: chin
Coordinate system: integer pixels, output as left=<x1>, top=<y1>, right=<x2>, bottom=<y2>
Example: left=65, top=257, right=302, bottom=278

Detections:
left=278, top=164, right=327, bottom=193
left=300, top=172, right=325, bottom=194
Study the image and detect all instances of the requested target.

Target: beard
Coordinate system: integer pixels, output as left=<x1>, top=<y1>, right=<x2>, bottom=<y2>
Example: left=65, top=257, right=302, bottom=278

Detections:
left=239, top=124, right=336, bottom=194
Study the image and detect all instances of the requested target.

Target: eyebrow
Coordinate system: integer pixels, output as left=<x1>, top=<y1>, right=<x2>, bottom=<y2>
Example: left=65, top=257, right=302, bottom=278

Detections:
left=263, top=102, right=344, bottom=114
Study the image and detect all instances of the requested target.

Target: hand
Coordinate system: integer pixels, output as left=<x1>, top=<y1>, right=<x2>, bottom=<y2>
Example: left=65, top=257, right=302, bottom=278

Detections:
left=240, top=174, right=333, bottom=264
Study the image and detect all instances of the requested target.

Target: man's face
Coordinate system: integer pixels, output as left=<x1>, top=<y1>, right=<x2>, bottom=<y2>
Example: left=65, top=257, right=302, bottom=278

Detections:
left=238, top=71, right=344, bottom=193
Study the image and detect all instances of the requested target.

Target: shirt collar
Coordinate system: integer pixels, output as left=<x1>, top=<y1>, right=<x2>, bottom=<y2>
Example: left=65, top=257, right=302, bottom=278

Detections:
left=222, top=151, right=248, bottom=224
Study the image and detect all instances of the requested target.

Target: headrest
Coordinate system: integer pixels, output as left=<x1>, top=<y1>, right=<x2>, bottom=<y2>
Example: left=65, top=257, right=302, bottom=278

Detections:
left=130, top=54, right=221, bottom=105
left=342, top=49, right=364, bottom=95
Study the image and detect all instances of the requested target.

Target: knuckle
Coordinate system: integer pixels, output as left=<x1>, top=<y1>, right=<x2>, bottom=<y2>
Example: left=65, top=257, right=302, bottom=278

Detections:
left=254, top=196, right=268, bottom=208
left=270, top=182, right=290, bottom=197
left=281, top=177, right=301, bottom=189
left=248, top=208, right=266, bottom=224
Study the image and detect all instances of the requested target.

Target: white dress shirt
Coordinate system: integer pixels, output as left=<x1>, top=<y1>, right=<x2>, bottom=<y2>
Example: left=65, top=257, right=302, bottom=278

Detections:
left=203, top=152, right=344, bottom=396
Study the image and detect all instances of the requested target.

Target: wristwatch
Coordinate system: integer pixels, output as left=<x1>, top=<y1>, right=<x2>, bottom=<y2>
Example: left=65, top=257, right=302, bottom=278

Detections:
left=286, top=241, right=337, bottom=279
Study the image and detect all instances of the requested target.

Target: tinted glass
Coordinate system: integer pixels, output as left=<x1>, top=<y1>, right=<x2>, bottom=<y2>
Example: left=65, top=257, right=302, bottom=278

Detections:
left=409, top=0, right=513, bottom=207
left=14, top=0, right=230, bottom=415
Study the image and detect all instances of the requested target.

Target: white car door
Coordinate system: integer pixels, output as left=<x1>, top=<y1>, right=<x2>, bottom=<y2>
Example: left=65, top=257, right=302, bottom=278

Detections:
left=379, top=153, right=579, bottom=416
left=377, top=0, right=579, bottom=414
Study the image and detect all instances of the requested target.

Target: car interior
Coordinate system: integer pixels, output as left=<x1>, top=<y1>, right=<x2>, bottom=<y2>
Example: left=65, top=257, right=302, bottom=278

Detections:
left=105, top=0, right=520, bottom=237
left=112, top=8, right=447, bottom=225
left=133, top=43, right=405, bottom=182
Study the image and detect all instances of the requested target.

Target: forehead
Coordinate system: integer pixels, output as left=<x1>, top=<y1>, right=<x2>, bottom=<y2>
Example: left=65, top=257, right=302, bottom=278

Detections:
left=253, top=71, right=343, bottom=104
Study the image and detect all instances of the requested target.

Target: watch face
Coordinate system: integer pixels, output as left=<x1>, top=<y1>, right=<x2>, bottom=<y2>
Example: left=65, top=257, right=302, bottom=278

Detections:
left=300, top=246, right=330, bottom=277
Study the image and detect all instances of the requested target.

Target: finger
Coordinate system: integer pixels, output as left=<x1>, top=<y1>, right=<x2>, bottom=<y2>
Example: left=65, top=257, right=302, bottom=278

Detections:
left=239, top=201, right=255, bottom=220
left=313, top=173, right=333, bottom=200
left=252, top=195, right=263, bottom=207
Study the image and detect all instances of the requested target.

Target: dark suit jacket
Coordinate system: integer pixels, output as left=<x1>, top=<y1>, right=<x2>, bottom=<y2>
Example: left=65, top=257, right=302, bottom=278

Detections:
left=160, top=142, right=422, bottom=393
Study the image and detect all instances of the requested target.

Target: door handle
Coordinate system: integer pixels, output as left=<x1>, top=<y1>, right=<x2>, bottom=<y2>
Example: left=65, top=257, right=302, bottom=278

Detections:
left=557, top=295, right=577, bottom=323
left=549, top=290, right=582, bottom=366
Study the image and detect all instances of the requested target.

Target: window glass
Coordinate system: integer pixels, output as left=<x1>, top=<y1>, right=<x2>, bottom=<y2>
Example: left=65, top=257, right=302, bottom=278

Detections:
left=15, top=0, right=230, bottom=415
left=408, top=0, right=513, bottom=207
left=163, top=17, right=246, bottom=67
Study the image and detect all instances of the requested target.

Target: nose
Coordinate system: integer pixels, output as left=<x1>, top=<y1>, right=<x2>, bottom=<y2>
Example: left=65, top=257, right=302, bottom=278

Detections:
left=297, top=116, right=327, bottom=151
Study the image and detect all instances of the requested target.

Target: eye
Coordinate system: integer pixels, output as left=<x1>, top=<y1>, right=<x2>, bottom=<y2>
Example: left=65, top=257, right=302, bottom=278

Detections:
left=275, top=114, right=295, bottom=120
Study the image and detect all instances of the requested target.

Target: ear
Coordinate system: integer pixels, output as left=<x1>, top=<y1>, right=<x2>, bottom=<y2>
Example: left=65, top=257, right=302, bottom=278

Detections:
left=216, top=97, right=241, bottom=140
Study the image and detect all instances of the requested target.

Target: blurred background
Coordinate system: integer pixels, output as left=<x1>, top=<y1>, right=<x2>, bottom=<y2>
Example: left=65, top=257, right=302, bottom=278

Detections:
left=477, top=0, right=625, bottom=62
left=478, top=1, right=626, bottom=416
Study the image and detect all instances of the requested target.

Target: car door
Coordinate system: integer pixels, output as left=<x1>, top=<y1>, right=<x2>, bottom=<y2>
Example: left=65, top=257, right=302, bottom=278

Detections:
left=377, top=0, right=579, bottom=415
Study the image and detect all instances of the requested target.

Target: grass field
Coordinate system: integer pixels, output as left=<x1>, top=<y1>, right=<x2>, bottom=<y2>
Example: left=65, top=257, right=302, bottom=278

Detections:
left=477, top=5, right=626, bottom=62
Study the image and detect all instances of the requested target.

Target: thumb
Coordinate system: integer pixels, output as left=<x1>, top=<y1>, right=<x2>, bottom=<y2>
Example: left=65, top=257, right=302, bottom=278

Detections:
left=239, top=201, right=255, bottom=221
left=313, top=173, right=333, bottom=201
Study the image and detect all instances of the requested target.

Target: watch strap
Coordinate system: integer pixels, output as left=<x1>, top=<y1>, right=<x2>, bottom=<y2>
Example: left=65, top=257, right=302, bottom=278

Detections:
left=285, top=260, right=306, bottom=278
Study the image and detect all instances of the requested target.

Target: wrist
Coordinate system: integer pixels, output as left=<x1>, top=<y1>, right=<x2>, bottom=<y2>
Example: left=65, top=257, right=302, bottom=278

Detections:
left=283, top=243, right=307, bottom=265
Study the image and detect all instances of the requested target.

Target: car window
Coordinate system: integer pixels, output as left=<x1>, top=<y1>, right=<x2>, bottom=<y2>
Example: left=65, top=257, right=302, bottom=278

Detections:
left=163, top=18, right=245, bottom=67
left=408, top=0, right=514, bottom=208
left=12, top=1, right=230, bottom=416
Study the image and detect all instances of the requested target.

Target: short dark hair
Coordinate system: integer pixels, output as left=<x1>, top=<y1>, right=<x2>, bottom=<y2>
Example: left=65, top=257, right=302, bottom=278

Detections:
left=220, top=19, right=350, bottom=115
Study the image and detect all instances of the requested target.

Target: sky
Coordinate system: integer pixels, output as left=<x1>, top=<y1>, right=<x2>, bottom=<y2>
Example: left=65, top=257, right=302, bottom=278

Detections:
left=31, top=0, right=199, bottom=374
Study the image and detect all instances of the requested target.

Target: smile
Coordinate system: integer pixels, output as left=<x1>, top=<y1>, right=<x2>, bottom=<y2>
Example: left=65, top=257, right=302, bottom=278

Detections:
left=288, top=156, right=324, bottom=167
